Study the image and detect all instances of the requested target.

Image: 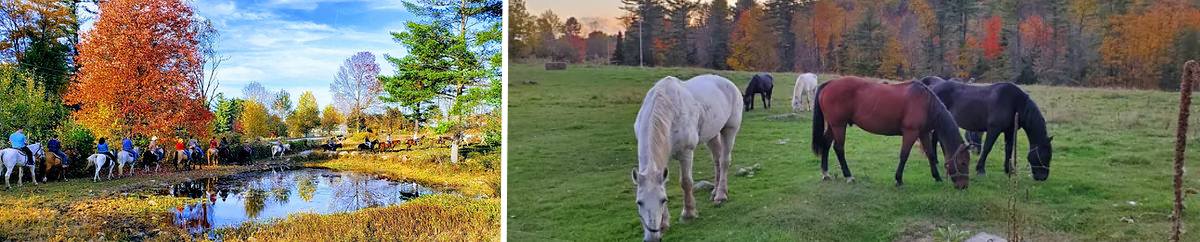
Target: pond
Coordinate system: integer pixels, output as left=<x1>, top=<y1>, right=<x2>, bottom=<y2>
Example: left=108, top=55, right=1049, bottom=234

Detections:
left=160, top=167, right=438, bottom=236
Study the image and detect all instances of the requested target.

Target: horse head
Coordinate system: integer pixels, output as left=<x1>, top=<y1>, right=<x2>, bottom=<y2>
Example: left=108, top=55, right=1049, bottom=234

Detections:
left=632, top=167, right=669, bottom=242
left=946, top=144, right=971, bottom=189
left=28, top=143, right=44, bottom=159
left=1028, top=136, right=1053, bottom=181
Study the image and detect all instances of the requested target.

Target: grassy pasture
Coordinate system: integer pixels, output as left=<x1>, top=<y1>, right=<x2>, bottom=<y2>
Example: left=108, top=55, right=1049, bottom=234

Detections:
left=507, top=63, right=1200, bottom=241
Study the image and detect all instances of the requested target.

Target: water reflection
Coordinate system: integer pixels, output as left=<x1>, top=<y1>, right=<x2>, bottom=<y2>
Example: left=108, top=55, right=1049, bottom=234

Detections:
left=164, top=168, right=437, bottom=236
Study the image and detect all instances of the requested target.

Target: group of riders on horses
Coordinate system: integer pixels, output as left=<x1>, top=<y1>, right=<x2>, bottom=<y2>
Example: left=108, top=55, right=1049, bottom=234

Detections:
left=7, top=127, right=223, bottom=171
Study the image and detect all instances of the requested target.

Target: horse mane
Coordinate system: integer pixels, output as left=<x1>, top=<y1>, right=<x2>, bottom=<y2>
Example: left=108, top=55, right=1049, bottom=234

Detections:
left=635, top=77, right=684, bottom=173
left=1020, top=95, right=1051, bottom=145
left=911, top=82, right=965, bottom=152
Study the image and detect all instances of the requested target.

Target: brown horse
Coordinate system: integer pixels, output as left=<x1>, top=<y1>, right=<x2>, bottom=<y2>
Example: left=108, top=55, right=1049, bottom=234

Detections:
left=41, top=153, right=67, bottom=182
left=811, top=77, right=972, bottom=189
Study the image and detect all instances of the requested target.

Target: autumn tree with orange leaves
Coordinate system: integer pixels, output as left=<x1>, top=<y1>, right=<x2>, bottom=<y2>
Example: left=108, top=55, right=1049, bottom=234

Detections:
left=68, top=0, right=212, bottom=140
left=1099, top=0, right=1200, bottom=89
left=727, top=4, right=779, bottom=71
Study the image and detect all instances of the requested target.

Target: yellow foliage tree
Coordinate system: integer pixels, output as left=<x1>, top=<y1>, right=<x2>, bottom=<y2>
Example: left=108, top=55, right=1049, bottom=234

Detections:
left=238, top=101, right=271, bottom=141
left=727, top=4, right=780, bottom=71
left=321, top=104, right=343, bottom=134
left=878, top=30, right=909, bottom=80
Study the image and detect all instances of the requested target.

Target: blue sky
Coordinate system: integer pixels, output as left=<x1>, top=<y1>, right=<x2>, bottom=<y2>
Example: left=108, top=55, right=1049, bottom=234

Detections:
left=82, top=0, right=416, bottom=108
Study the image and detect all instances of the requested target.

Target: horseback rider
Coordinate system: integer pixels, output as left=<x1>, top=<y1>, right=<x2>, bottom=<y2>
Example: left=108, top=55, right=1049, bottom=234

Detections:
left=47, top=134, right=67, bottom=166
left=122, top=135, right=138, bottom=160
left=208, top=138, right=218, bottom=153
left=175, top=138, right=186, bottom=160
left=148, top=136, right=163, bottom=160
left=10, top=128, right=33, bottom=166
left=187, top=138, right=202, bottom=159
left=98, top=137, right=116, bottom=163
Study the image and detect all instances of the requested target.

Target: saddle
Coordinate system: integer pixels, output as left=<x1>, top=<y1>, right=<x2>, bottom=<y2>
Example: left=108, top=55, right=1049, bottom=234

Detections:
left=5, top=148, right=31, bottom=166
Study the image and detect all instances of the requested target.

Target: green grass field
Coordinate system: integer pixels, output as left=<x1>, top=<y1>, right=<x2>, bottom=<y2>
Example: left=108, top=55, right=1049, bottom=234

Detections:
left=507, top=63, right=1200, bottom=241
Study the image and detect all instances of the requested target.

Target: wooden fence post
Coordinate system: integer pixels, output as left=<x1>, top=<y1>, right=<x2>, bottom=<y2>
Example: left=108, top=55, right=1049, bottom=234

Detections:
left=1170, top=60, right=1197, bottom=242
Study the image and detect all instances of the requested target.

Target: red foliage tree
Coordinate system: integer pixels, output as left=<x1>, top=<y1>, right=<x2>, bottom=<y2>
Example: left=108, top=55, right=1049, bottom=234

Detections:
left=982, top=15, right=1002, bottom=60
left=68, top=0, right=212, bottom=139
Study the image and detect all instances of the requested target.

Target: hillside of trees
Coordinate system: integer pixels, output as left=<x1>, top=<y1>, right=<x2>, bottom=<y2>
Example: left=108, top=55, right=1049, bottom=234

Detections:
left=509, top=0, right=1200, bottom=90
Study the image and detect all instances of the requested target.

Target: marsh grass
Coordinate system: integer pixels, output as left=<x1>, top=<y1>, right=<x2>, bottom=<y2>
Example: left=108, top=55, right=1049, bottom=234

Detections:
left=309, top=148, right=500, bottom=198
left=508, top=63, right=1200, bottom=241
left=216, top=195, right=500, bottom=241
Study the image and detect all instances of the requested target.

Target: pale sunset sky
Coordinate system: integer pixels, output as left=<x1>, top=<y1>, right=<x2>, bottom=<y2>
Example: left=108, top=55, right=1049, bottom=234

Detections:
left=526, top=0, right=737, bottom=34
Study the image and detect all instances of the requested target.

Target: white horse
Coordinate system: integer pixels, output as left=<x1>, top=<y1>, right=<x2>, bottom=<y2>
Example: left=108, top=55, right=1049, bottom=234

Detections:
left=117, top=147, right=139, bottom=177
left=632, top=75, right=742, bottom=242
left=271, top=142, right=290, bottom=159
left=87, top=153, right=114, bottom=182
left=792, top=73, right=819, bottom=112
left=2, top=143, right=42, bottom=188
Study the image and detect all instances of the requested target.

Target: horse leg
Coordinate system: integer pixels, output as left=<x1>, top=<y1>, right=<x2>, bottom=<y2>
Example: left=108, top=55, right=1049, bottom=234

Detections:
left=17, top=166, right=23, bottom=186
left=807, top=89, right=816, bottom=111
left=4, top=164, right=12, bottom=188
left=831, top=126, right=853, bottom=182
left=93, top=161, right=100, bottom=182
left=28, top=165, right=36, bottom=185
left=1002, top=129, right=1016, bottom=175
left=919, top=133, right=943, bottom=182
left=762, top=93, right=770, bottom=109
left=714, top=126, right=737, bottom=204
left=678, top=149, right=697, bottom=220
left=107, top=161, right=114, bottom=179
left=976, top=130, right=1003, bottom=176
left=895, top=131, right=919, bottom=186
left=820, top=129, right=833, bottom=180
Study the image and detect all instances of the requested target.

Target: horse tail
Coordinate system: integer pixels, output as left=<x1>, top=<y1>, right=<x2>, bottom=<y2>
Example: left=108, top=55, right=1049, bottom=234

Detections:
left=811, top=82, right=829, bottom=156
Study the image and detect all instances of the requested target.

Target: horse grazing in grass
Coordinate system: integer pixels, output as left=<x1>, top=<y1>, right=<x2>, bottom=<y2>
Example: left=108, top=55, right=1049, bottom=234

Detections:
left=812, top=77, right=972, bottom=189
left=2, top=143, right=42, bottom=188
left=632, top=75, right=742, bottom=242
left=743, top=73, right=774, bottom=111
left=919, top=76, right=1053, bottom=180
left=792, top=73, right=819, bottom=112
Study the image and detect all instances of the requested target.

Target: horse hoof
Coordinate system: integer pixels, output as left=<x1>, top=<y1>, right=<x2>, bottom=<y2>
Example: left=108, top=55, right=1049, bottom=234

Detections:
left=894, top=181, right=904, bottom=187
left=681, top=211, right=698, bottom=220
left=711, top=194, right=727, bottom=205
left=977, top=170, right=987, bottom=176
left=821, top=175, right=832, bottom=181
left=845, top=177, right=855, bottom=183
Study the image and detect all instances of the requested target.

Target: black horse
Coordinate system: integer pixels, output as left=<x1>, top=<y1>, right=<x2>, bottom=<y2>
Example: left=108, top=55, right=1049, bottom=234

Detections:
left=919, top=76, right=1053, bottom=180
left=744, top=73, right=774, bottom=111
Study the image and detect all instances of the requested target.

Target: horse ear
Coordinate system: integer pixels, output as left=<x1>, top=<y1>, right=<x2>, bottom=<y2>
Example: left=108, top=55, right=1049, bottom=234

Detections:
left=631, top=168, right=639, bottom=184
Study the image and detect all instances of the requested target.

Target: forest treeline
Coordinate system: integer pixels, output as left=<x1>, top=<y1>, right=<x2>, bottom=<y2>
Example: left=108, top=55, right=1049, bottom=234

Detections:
left=509, top=0, right=1200, bottom=90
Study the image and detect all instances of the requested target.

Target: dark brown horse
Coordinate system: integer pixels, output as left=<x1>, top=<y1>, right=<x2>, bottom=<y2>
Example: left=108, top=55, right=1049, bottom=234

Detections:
left=811, top=77, right=972, bottom=189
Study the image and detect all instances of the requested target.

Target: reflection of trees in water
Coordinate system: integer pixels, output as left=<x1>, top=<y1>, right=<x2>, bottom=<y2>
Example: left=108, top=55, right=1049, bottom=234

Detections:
left=331, top=174, right=386, bottom=211
left=267, top=170, right=294, bottom=205
left=242, top=187, right=267, bottom=219
left=295, top=174, right=317, bottom=202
